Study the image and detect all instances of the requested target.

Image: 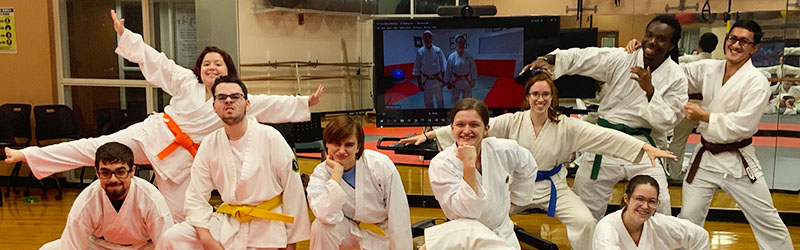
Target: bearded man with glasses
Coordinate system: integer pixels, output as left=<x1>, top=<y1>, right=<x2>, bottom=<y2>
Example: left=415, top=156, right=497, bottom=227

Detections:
left=40, top=142, right=173, bottom=250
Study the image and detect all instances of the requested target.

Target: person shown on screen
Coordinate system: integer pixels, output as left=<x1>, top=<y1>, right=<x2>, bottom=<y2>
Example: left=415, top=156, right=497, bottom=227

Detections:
left=520, top=15, right=688, bottom=220
left=427, top=98, right=538, bottom=249
left=401, top=71, right=676, bottom=249
left=306, top=116, right=412, bottom=250
left=413, top=30, right=447, bottom=109
left=3, top=10, right=323, bottom=223
left=593, top=175, right=709, bottom=250
left=445, top=34, right=478, bottom=106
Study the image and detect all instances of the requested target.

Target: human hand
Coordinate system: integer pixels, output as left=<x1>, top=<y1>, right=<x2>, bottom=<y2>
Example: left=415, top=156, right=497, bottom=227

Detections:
left=630, top=66, right=654, bottom=100
left=684, top=102, right=709, bottom=122
left=642, top=144, right=676, bottom=167
left=308, top=85, right=324, bottom=107
left=4, top=147, right=25, bottom=164
left=399, top=134, right=427, bottom=146
left=110, top=10, right=125, bottom=36
left=624, top=39, right=641, bottom=53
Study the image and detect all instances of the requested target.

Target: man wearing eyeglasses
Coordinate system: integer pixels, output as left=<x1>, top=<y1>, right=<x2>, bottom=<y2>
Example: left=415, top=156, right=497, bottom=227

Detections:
left=522, top=15, right=688, bottom=221
left=40, top=142, right=173, bottom=250
left=676, top=20, right=794, bottom=249
left=158, top=75, right=310, bottom=250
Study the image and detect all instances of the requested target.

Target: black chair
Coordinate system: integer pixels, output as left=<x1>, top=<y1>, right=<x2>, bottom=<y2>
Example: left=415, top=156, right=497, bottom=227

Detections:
left=292, top=113, right=324, bottom=155
left=0, top=114, right=17, bottom=207
left=0, top=103, right=33, bottom=199
left=32, top=105, right=83, bottom=200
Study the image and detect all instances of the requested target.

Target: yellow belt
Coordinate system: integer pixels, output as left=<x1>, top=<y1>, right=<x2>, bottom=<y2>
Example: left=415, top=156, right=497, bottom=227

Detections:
left=216, top=195, right=294, bottom=223
left=357, top=221, right=386, bottom=237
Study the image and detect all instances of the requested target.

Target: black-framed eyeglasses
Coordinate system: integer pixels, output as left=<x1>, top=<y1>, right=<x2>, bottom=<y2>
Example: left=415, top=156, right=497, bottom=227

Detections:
left=215, top=93, right=245, bottom=102
left=726, top=35, right=756, bottom=48
left=97, top=168, right=132, bottom=179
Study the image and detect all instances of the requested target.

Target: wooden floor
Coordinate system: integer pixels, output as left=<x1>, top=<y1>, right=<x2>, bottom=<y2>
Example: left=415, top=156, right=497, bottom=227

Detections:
left=1, top=158, right=798, bottom=249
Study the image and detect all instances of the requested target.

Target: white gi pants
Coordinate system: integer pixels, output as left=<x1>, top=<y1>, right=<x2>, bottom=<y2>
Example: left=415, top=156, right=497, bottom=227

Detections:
left=423, top=79, right=444, bottom=109
left=423, top=219, right=514, bottom=250
left=40, top=236, right=153, bottom=250
left=309, top=218, right=387, bottom=250
left=679, top=167, right=794, bottom=250
left=450, top=80, right=473, bottom=105
left=512, top=167, right=596, bottom=250
left=573, top=152, right=671, bottom=220
left=666, top=117, right=698, bottom=180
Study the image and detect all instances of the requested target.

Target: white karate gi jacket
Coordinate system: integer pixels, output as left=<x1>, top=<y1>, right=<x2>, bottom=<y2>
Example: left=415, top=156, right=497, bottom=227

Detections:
left=184, top=119, right=311, bottom=249
left=413, top=45, right=447, bottom=80
left=445, top=51, right=478, bottom=88
left=306, top=149, right=412, bottom=250
left=436, top=112, right=646, bottom=174
left=23, top=28, right=310, bottom=183
left=56, top=177, right=173, bottom=249
left=428, top=137, right=538, bottom=249
left=681, top=59, right=770, bottom=178
left=552, top=47, right=688, bottom=148
left=593, top=209, right=709, bottom=250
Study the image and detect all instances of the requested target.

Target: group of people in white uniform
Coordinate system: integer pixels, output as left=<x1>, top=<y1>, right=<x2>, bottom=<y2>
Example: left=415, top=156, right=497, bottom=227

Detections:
left=413, top=30, right=478, bottom=109
left=1, top=10, right=795, bottom=250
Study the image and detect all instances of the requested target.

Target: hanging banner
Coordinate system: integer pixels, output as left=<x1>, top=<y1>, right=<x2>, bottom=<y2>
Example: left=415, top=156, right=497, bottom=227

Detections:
left=174, top=4, right=196, bottom=67
left=0, top=7, right=16, bottom=53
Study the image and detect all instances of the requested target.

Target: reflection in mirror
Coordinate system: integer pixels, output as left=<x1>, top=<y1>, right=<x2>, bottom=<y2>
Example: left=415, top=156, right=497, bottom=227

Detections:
left=772, top=10, right=800, bottom=194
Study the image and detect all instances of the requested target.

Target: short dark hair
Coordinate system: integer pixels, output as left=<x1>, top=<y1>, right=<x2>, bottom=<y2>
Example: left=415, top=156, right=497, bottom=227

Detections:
left=622, top=175, right=660, bottom=208
left=95, top=142, right=134, bottom=170
left=449, top=98, right=489, bottom=126
left=193, top=46, right=238, bottom=83
left=699, top=32, right=719, bottom=53
left=730, top=19, right=763, bottom=45
left=211, top=75, right=249, bottom=99
left=647, top=15, right=682, bottom=63
left=322, top=116, right=366, bottom=159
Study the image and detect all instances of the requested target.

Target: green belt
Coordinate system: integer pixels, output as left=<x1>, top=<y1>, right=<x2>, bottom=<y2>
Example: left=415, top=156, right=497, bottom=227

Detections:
left=590, top=118, right=665, bottom=179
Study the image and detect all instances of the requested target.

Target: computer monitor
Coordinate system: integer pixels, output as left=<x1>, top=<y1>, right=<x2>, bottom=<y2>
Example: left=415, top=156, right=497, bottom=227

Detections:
left=373, top=16, right=560, bottom=127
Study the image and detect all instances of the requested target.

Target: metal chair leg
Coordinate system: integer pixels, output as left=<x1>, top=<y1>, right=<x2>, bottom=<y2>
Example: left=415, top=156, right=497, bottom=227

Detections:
left=54, top=176, right=62, bottom=200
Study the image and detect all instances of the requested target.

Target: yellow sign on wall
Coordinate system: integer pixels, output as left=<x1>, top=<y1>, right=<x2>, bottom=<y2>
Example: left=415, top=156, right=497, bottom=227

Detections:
left=0, top=7, right=16, bottom=53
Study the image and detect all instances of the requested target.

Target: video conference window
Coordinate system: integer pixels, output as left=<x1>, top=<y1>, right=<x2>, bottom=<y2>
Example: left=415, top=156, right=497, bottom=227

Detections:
left=382, top=28, right=524, bottom=111
left=373, top=17, right=560, bottom=127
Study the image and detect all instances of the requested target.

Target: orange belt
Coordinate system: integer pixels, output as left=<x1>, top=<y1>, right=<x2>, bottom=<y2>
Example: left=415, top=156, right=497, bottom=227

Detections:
left=156, top=113, right=199, bottom=160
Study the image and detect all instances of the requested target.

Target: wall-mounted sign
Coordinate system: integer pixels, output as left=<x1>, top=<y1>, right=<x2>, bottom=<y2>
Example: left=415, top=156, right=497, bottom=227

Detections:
left=0, top=7, right=16, bottom=53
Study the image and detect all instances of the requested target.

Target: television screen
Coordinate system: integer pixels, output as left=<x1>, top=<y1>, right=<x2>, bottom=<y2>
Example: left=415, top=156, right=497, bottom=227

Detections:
left=555, top=28, right=599, bottom=99
left=373, top=16, right=560, bottom=127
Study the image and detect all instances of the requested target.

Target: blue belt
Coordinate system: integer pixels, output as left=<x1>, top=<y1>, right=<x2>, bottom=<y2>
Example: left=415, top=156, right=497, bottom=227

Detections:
left=535, top=164, right=562, bottom=217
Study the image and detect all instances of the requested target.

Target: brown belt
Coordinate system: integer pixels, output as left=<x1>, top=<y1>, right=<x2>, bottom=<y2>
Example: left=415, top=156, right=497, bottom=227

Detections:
left=685, top=137, right=753, bottom=184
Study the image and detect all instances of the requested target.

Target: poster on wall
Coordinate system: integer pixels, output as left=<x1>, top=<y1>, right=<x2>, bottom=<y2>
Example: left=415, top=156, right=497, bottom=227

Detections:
left=0, top=7, right=16, bottom=53
left=174, top=4, right=196, bottom=67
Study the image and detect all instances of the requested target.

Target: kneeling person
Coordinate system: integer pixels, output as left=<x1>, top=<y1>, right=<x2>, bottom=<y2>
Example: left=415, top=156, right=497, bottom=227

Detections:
left=158, top=76, right=310, bottom=250
left=429, top=98, right=538, bottom=249
left=307, top=116, right=412, bottom=250
left=40, top=142, right=173, bottom=250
